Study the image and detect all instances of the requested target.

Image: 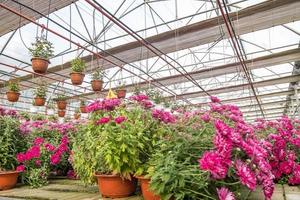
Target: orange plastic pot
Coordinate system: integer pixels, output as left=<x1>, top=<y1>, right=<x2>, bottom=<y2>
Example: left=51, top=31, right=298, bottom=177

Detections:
left=58, top=110, right=66, bottom=117
left=80, top=106, right=87, bottom=113
left=57, top=100, right=67, bottom=110
left=34, top=97, right=46, bottom=106
left=74, top=113, right=80, bottom=119
left=116, top=89, right=127, bottom=99
left=0, top=171, right=19, bottom=190
left=95, top=174, right=136, bottom=198
left=70, top=72, right=85, bottom=85
left=91, top=80, right=103, bottom=92
left=31, top=57, right=49, bottom=74
left=6, top=91, right=20, bottom=102
left=137, top=176, right=160, bottom=200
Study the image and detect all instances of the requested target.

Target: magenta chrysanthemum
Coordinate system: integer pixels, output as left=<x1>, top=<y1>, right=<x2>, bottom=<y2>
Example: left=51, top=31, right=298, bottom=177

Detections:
left=217, top=187, right=235, bottom=200
left=235, top=160, right=256, bottom=190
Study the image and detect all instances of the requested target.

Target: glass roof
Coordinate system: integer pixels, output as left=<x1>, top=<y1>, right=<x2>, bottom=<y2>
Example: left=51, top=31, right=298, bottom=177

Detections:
left=0, top=0, right=299, bottom=121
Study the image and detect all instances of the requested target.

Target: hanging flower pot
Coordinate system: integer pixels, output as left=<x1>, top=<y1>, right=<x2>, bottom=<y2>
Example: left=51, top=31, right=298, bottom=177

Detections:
left=137, top=176, right=160, bottom=200
left=70, top=57, right=86, bottom=85
left=80, top=105, right=87, bottom=113
left=6, top=80, right=20, bottom=102
left=0, top=171, right=19, bottom=190
left=6, top=91, right=20, bottom=102
left=58, top=110, right=66, bottom=117
left=34, top=97, right=46, bottom=106
left=91, top=80, right=103, bottom=92
left=95, top=174, right=136, bottom=198
left=34, top=85, right=47, bottom=106
left=74, top=113, right=80, bottom=119
left=29, top=36, right=54, bottom=74
left=56, top=100, right=67, bottom=110
left=116, top=89, right=127, bottom=99
left=31, top=58, right=49, bottom=74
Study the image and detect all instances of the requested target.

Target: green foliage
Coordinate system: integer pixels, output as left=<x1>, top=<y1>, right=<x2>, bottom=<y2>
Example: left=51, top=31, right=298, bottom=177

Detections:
left=80, top=100, right=86, bottom=106
left=116, top=80, right=126, bottom=89
left=146, top=89, right=164, bottom=104
left=148, top=115, right=217, bottom=200
left=29, top=36, right=54, bottom=59
left=7, top=80, right=20, bottom=92
left=71, top=57, right=85, bottom=73
left=0, top=116, right=26, bottom=171
left=56, top=94, right=67, bottom=101
left=91, top=68, right=105, bottom=80
left=23, top=167, right=49, bottom=188
left=34, top=85, right=47, bottom=98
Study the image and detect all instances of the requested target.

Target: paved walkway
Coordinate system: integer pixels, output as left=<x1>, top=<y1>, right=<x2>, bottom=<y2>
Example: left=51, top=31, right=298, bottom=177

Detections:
left=0, top=179, right=299, bottom=200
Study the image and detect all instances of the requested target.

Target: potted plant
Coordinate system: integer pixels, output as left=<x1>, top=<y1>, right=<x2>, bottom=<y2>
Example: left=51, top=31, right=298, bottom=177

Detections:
left=34, top=85, right=47, bottom=106
left=80, top=100, right=87, bottom=113
left=0, top=115, right=25, bottom=190
left=74, top=109, right=80, bottom=120
left=56, top=94, right=67, bottom=110
left=116, top=81, right=126, bottom=99
left=58, top=110, right=66, bottom=118
left=72, top=99, right=146, bottom=198
left=6, top=80, right=20, bottom=102
left=91, top=69, right=105, bottom=92
left=70, top=57, right=85, bottom=85
left=29, top=36, right=54, bottom=74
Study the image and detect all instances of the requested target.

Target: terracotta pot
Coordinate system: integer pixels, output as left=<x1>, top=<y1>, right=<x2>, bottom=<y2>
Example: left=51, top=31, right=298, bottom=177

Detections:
left=95, top=174, right=136, bottom=198
left=116, top=89, right=127, bottom=99
left=6, top=91, right=20, bottom=102
left=74, top=113, right=80, bottom=119
left=91, top=80, right=103, bottom=92
left=31, top=57, right=49, bottom=74
left=57, top=100, right=67, bottom=110
left=0, top=171, right=19, bottom=190
left=80, top=106, right=87, bottom=113
left=137, top=176, right=160, bottom=200
left=58, top=110, right=66, bottom=117
left=70, top=72, right=85, bottom=85
left=34, top=97, right=46, bottom=106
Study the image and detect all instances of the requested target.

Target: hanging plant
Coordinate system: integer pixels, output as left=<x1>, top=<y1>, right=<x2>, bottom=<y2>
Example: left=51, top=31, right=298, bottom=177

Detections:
left=58, top=110, right=66, bottom=118
left=34, top=85, right=47, bottom=106
left=56, top=94, right=67, bottom=110
left=29, top=36, right=54, bottom=74
left=6, top=80, right=20, bottom=102
left=116, top=81, right=126, bottom=99
left=74, top=108, right=80, bottom=120
left=91, top=69, right=105, bottom=92
left=70, top=57, right=85, bottom=85
left=80, top=100, right=87, bottom=113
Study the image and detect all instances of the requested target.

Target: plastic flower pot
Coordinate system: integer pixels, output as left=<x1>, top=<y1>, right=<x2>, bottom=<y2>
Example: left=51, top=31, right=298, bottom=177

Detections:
left=34, top=97, right=46, bottom=106
left=6, top=91, right=20, bottom=102
left=0, top=171, right=19, bottom=190
left=91, top=80, right=103, bottom=92
left=116, top=89, right=127, bottom=99
left=95, top=174, right=136, bottom=198
left=70, top=72, right=85, bottom=85
left=56, top=100, right=67, bottom=110
left=74, top=113, right=80, bottom=119
left=80, top=106, right=87, bottom=113
left=58, top=110, right=66, bottom=117
left=137, top=176, right=160, bottom=200
left=31, top=57, right=49, bottom=74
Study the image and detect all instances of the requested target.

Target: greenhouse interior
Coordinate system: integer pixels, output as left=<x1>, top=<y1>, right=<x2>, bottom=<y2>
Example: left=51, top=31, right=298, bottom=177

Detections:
left=0, top=0, right=300, bottom=199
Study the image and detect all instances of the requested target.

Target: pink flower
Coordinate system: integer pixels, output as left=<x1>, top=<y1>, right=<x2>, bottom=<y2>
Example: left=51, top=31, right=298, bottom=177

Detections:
left=44, top=143, right=55, bottom=152
left=16, top=153, right=26, bottom=163
left=217, top=187, right=235, bottom=200
left=235, top=160, right=256, bottom=190
left=210, top=96, right=221, bottom=103
left=279, top=161, right=294, bottom=175
left=16, top=165, right=25, bottom=172
left=33, top=137, right=44, bottom=146
left=198, top=151, right=231, bottom=179
left=114, top=116, right=126, bottom=124
left=200, top=113, right=210, bottom=123
left=35, top=160, right=41, bottom=167
left=152, top=109, right=176, bottom=124
left=288, top=164, right=300, bottom=185
left=96, top=117, right=110, bottom=125
left=50, top=153, right=61, bottom=165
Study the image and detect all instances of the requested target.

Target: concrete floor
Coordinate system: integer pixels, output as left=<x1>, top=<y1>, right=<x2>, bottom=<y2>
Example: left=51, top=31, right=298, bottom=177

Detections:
left=0, top=179, right=299, bottom=200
